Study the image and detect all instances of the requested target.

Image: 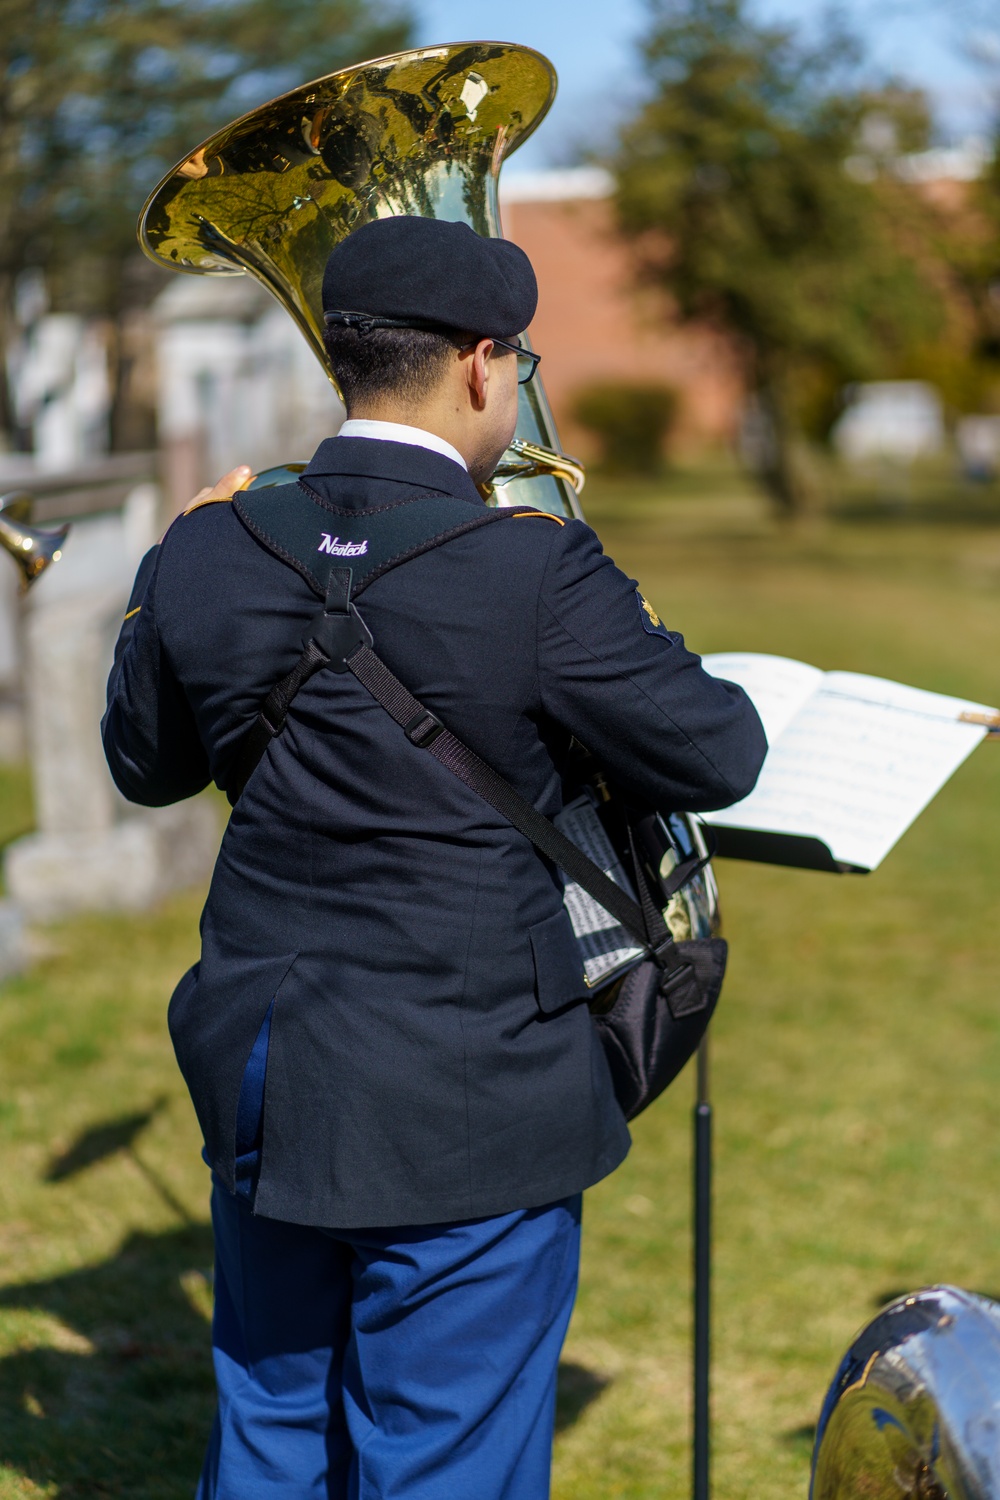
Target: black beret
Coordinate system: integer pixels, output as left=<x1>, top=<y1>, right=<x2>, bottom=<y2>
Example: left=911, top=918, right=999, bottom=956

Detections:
left=321, top=216, right=537, bottom=339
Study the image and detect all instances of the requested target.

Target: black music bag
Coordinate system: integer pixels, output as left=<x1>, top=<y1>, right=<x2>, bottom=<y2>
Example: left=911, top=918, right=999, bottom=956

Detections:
left=592, top=940, right=726, bottom=1121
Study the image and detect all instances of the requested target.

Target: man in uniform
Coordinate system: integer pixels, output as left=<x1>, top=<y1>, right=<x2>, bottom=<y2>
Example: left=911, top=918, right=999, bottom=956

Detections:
left=103, top=216, right=766, bottom=1499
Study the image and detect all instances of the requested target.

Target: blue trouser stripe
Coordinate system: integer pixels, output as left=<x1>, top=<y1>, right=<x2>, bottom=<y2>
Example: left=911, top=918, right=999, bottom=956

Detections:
left=233, top=998, right=274, bottom=1202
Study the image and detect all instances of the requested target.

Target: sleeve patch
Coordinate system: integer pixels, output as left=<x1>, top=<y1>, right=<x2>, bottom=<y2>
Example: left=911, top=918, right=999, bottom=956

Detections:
left=637, top=590, right=672, bottom=640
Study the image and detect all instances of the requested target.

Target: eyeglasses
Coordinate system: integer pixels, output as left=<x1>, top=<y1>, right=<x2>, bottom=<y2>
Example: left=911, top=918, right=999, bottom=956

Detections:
left=491, top=337, right=542, bottom=385
left=459, top=335, right=542, bottom=385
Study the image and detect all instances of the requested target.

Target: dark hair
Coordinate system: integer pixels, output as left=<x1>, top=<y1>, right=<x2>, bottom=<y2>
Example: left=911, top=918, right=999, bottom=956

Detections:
left=322, top=324, right=458, bottom=410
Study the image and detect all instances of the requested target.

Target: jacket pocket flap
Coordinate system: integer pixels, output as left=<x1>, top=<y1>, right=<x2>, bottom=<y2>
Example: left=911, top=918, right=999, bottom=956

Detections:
left=529, top=909, right=588, bottom=1014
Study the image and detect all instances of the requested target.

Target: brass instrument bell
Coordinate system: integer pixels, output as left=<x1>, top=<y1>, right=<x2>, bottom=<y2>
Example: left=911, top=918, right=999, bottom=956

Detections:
left=137, top=41, right=583, bottom=515
left=0, top=492, right=70, bottom=589
left=811, top=1285, right=1000, bottom=1499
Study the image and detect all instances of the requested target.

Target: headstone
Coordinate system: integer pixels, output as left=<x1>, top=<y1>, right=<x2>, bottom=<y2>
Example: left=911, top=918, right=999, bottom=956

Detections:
left=832, top=381, right=945, bottom=464
left=0, top=538, right=25, bottom=761
left=7, top=309, right=111, bottom=469
left=956, top=415, right=1000, bottom=481
left=0, top=899, right=26, bottom=980
left=152, top=276, right=343, bottom=518
left=3, top=484, right=220, bottom=921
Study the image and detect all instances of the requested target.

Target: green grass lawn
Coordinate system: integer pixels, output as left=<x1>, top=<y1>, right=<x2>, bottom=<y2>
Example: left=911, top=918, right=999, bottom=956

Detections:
left=2, top=460, right=1000, bottom=1497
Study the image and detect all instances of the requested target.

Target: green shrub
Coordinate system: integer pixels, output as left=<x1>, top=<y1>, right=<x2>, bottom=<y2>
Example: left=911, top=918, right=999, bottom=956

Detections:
left=571, top=381, right=678, bottom=475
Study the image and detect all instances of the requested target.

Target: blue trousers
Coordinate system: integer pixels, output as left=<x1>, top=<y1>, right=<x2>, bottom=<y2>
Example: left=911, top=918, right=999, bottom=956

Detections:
left=197, top=1184, right=583, bottom=1499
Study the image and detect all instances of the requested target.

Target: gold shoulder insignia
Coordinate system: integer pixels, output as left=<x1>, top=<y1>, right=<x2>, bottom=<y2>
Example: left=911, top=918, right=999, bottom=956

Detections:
left=183, top=492, right=236, bottom=517
left=123, top=605, right=141, bottom=622
left=639, top=593, right=661, bottom=628
left=511, top=510, right=566, bottom=526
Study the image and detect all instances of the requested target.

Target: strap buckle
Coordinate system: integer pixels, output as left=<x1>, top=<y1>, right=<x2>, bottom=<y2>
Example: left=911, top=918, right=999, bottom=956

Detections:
left=307, top=567, right=373, bottom=672
left=404, top=710, right=444, bottom=748
left=650, top=933, right=686, bottom=974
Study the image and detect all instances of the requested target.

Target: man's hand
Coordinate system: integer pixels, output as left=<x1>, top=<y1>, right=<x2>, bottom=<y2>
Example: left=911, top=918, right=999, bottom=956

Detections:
left=188, top=465, right=253, bottom=509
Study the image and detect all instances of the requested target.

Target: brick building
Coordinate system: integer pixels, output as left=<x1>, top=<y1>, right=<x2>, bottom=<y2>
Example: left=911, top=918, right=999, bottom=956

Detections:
left=499, top=168, right=744, bottom=461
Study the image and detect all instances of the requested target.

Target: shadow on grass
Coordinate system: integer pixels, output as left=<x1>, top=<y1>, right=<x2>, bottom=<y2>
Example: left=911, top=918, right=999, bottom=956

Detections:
left=555, top=1360, right=611, bottom=1434
left=0, top=1223, right=215, bottom=1497
left=783, top=1422, right=816, bottom=1452
left=44, top=1103, right=196, bottom=1228
left=45, top=1104, right=168, bottom=1183
left=828, top=483, right=1000, bottom=528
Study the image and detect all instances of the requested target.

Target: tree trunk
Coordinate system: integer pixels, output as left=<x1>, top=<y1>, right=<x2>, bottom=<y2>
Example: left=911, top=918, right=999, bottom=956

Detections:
left=750, top=374, right=822, bottom=521
left=106, top=256, right=159, bottom=454
left=0, top=284, right=24, bottom=453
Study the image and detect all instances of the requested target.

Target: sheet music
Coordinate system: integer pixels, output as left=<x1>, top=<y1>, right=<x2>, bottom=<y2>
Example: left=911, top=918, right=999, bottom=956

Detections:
left=554, top=797, right=644, bottom=985
left=703, top=653, right=822, bottom=744
left=700, top=656, right=995, bottom=871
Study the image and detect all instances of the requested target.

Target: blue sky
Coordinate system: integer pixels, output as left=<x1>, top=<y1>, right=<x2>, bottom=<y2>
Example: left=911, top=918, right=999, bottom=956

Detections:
left=414, top=0, right=998, bottom=170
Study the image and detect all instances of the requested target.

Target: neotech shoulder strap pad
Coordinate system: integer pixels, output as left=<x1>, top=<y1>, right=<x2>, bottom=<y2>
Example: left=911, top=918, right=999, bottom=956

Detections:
left=233, top=481, right=511, bottom=599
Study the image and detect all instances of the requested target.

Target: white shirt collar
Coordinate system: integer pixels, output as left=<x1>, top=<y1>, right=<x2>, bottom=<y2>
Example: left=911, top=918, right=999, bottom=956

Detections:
left=336, top=418, right=468, bottom=473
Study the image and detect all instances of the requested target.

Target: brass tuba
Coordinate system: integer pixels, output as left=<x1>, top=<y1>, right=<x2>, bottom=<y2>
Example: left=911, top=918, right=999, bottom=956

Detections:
left=138, top=41, right=584, bottom=512
left=811, top=1285, right=1000, bottom=1500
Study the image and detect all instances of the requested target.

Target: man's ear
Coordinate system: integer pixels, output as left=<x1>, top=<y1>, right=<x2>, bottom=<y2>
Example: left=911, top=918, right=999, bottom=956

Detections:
left=467, top=338, right=494, bottom=410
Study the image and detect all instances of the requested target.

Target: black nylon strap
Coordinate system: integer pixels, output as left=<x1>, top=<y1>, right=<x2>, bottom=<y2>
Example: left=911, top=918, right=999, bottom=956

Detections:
left=227, top=639, right=329, bottom=804
left=225, top=493, right=564, bottom=800
left=226, top=570, right=699, bottom=970
left=660, top=847, right=713, bottom=901
left=228, top=626, right=654, bottom=943
left=628, top=824, right=673, bottom=952
left=226, top=569, right=371, bottom=804
left=227, top=622, right=690, bottom=960
left=343, top=641, right=661, bottom=953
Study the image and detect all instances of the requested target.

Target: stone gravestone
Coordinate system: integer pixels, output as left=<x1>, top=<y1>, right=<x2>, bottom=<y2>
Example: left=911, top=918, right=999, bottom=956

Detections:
left=4, top=485, right=220, bottom=921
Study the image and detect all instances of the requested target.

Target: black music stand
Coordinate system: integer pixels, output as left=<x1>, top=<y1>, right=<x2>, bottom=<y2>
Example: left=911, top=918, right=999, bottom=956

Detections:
left=693, top=1033, right=712, bottom=1500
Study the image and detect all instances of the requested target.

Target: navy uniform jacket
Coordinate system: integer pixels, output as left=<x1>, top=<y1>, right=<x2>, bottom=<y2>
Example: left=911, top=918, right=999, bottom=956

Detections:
left=103, top=437, right=766, bottom=1229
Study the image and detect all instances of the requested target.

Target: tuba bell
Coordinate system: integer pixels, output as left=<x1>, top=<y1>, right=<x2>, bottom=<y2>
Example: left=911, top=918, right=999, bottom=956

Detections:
left=138, top=41, right=583, bottom=514
left=136, top=40, right=718, bottom=947
left=811, top=1285, right=1000, bottom=1500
